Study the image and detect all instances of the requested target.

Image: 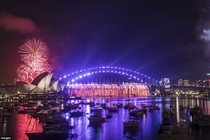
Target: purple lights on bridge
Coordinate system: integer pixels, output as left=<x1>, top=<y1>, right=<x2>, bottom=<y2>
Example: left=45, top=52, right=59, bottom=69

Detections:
left=59, top=66, right=159, bottom=85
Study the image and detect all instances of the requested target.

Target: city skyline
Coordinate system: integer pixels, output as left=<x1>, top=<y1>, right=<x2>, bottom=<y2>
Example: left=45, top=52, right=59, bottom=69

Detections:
left=0, top=0, right=210, bottom=83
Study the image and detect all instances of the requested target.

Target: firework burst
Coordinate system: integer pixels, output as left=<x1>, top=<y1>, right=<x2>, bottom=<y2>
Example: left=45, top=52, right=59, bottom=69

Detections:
left=16, top=38, right=53, bottom=83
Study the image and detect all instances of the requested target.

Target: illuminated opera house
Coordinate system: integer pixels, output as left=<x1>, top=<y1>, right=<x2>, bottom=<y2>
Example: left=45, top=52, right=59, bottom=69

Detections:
left=16, top=72, right=65, bottom=94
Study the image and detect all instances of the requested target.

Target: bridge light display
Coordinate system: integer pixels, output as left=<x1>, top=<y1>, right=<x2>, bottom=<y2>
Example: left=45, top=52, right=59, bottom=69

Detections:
left=67, top=83, right=149, bottom=97
left=60, top=66, right=158, bottom=85
left=59, top=66, right=159, bottom=97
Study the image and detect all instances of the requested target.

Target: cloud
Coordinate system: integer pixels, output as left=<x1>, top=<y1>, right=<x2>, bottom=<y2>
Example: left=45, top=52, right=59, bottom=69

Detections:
left=0, top=13, right=37, bottom=34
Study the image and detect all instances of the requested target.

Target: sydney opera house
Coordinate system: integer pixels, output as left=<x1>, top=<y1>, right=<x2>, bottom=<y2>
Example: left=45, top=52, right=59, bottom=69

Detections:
left=16, top=72, right=65, bottom=94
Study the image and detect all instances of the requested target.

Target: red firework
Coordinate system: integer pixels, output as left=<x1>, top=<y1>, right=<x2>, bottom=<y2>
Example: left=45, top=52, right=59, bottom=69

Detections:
left=16, top=38, right=53, bottom=83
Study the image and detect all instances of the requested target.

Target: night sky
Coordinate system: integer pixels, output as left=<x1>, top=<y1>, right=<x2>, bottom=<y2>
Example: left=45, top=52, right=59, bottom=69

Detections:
left=0, top=0, right=210, bottom=84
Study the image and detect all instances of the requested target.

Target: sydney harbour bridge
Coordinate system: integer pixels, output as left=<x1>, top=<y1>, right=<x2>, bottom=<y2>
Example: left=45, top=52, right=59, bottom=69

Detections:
left=1, top=66, right=160, bottom=99
left=59, top=66, right=158, bottom=85
left=1, top=66, right=210, bottom=98
left=59, top=66, right=159, bottom=97
left=56, top=66, right=210, bottom=98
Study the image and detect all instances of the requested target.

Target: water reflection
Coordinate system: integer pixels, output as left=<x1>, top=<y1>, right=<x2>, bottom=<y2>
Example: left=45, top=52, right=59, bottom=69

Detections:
left=176, top=97, right=180, bottom=123
left=123, top=127, right=140, bottom=140
left=178, top=97, right=210, bottom=115
left=88, top=123, right=103, bottom=133
left=0, top=113, right=42, bottom=140
left=1, top=97, right=210, bottom=140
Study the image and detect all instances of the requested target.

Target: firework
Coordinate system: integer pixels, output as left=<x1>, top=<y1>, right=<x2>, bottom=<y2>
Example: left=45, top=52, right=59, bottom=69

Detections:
left=67, top=83, right=150, bottom=97
left=16, top=38, right=53, bottom=83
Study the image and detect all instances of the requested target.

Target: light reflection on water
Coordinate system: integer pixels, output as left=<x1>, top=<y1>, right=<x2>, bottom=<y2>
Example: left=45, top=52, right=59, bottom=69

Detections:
left=0, top=97, right=210, bottom=140
left=0, top=113, right=42, bottom=140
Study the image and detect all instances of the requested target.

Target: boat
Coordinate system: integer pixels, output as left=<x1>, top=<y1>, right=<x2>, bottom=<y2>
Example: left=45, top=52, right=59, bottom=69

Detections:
left=106, top=113, right=113, bottom=119
left=199, top=121, right=210, bottom=127
left=89, top=106, right=106, bottom=123
left=43, top=123, right=74, bottom=131
left=158, top=131, right=190, bottom=140
left=189, top=121, right=199, bottom=127
left=90, top=108, right=103, bottom=113
left=130, top=109, right=144, bottom=118
left=123, top=120, right=139, bottom=128
left=157, top=124, right=173, bottom=135
left=108, top=107, right=118, bottom=113
left=26, top=115, right=72, bottom=140
left=90, top=101, right=95, bottom=107
left=101, top=103, right=108, bottom=109
left=154, top=105, right=160, bottom=110
left=189, top=106, right=203, bottom=115
left=88, top=115, right=106, bottom=123
left=70, top=110, right=84, bottom=117
left=158, top=121, right=194, bottom=140
left=64, top=103, right=79, bottom=110
left=124, top=103, right=136, bottom=110
left=26, top=131, right=69, bottom=140
left=162, top=109, right=171, bottom=119
left=149, top=105, right=154, bottom=111
left=18, top=109, right=37, bottom=114
left=190, top=115, right=210, bottom=127
left=116, top=103, right=123, bottom=108
left=40, top=115, right=68, bottom=125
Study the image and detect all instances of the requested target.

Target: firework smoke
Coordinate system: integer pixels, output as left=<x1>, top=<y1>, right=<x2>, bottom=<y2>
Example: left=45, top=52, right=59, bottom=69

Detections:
left=197, top=0, right=210, bottom=56
left=16, top=38, right=53, bottom=83
left=0, top=12, right=37, bottom=34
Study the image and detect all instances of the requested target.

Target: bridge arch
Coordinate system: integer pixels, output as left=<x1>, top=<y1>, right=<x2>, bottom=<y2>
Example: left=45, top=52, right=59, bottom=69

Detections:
left=59, top=66, right=158, bottom=97
left=59, top=66, right=158, bottom=85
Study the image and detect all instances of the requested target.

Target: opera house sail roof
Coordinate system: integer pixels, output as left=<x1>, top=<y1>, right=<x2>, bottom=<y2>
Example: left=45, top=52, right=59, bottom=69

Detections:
left=16, top=72, right=62, bottom=94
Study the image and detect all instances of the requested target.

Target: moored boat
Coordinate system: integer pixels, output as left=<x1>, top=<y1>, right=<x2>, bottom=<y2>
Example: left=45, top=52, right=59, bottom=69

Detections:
left=123, top=120, right=139, bottom=128
left=70, top=110, right=84, bottom=117
left=130, top=109, right=144, bottom=118
left=157, top=126, right=194, bottom=140
left=26, top=131, right=69, bottom=140
left=108, top=107, right=118, bottom=113
left=106, top=113, right=113, bottom=119
left=88, top=115, right=106, bottom=123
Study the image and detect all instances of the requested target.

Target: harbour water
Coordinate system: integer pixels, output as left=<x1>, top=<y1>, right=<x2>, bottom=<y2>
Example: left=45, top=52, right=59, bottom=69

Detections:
left=0, top=97, right=210, bottom=140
